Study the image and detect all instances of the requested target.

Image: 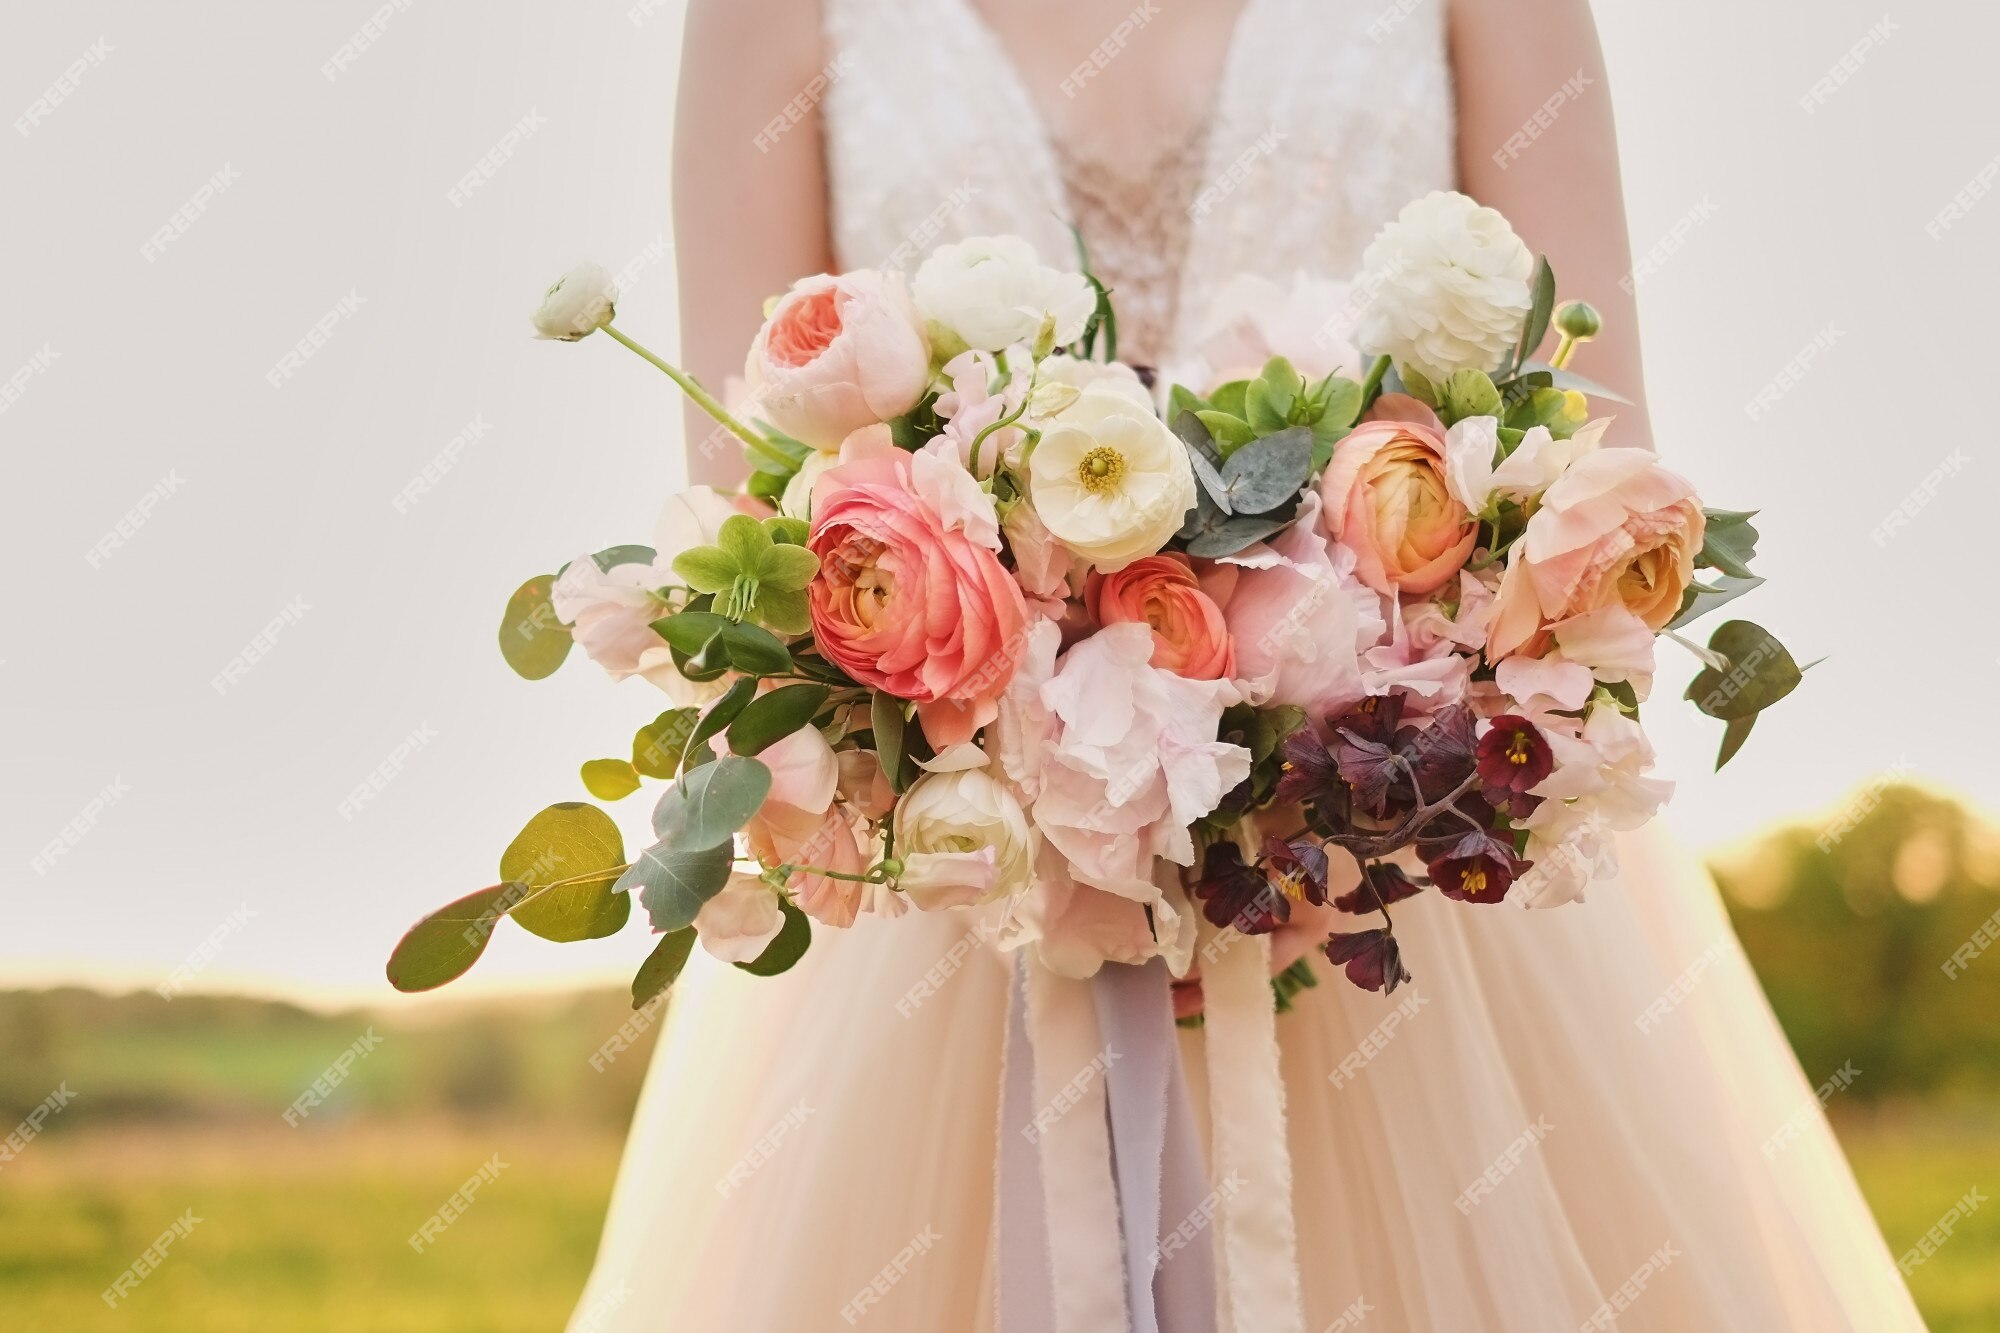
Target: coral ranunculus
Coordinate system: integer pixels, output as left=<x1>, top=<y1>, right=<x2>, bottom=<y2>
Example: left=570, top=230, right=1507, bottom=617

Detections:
left=745, top=269, right=931, bottom=449
left=1317, top=414, right=1477, bottom=596
left=1084, top=553, right=1235, bottom=680
left=1486, top=448, right=1705, bottom=663
left=809, top=435, right=1029, bottom=747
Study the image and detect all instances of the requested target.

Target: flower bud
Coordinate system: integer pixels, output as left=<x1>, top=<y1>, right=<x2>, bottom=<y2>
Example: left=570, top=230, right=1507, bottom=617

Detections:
left=1554, top=300, right=1601, bottom=342
left=532, top=263, right=617, bottom=341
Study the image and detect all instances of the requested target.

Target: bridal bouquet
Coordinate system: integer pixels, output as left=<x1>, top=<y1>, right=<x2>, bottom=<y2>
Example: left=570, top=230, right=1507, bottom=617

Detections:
left=388, top=191, right=1802, bottom=1007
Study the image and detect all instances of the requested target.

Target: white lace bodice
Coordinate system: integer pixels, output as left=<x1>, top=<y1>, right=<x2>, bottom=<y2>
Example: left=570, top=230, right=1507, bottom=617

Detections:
left=822, top=0, right=1457, bottom=368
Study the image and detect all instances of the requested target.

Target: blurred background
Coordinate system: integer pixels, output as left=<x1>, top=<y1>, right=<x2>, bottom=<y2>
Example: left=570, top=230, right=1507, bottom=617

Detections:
left=3, top=0, right=1996, bottom=1329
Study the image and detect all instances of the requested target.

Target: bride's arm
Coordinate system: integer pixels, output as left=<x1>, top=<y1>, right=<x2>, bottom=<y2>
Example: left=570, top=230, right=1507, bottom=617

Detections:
left=674, top=0, right=836, bottom=487
left=1449, top=0, right=1653, bottom=449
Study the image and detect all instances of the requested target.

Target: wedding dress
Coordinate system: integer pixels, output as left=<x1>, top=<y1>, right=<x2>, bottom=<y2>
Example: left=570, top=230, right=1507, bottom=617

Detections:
left=569, top=1, right=1926, bottom=1328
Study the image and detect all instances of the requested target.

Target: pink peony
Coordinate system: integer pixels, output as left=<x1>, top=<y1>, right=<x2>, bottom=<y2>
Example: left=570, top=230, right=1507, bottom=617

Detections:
left=1318, top=411, right=1477, bottom=596
left=745, top=270, right=931, bottom=449
left=1486, top=449, right=1705, bottom=663
left=1085, top=553, right=1236, bottom=680
left=809, top=433, right=1029, bottom=746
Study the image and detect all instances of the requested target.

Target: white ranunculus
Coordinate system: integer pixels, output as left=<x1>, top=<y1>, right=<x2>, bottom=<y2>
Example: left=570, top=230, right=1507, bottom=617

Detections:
left=1355, top=191, right=1534, bottom=384
left=913, top=235, right=1096, bottom=354
left=532, top=262, right=618, bottom=341
left=1027, top=382, right=1197, bottom=572
left=778, top=449, right=840, bottom=521
left=894, top=747, right=1037, bottom=911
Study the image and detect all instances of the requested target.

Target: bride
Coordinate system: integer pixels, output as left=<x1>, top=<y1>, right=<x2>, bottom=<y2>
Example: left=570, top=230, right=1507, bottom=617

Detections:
left=571, top=0, right=1925, bottom=1328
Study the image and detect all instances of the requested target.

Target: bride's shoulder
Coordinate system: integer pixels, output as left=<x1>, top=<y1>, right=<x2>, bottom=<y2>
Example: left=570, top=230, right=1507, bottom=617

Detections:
left=683, top=0, right=826, bottom=73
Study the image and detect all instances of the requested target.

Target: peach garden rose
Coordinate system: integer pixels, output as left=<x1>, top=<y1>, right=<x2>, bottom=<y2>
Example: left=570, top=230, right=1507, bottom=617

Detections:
left=745, top=269, right=931, bottom=449
left=1084, top=553, right=1235, bottom=680
left=1317, top=411, right=1477, bottom=597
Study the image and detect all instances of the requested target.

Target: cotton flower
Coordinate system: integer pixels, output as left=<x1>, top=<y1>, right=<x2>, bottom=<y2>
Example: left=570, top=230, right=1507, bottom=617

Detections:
left=1355, top=191, right=1535, bottom=383
left=913, top=235, right=1095, bottom=353
left=531, top=262, right=617, bottom=341
left=1027, top=382, right=1197, bottom=572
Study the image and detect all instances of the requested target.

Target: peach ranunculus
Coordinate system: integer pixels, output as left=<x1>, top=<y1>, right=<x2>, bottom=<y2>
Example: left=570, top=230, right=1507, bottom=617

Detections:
left=1317, top=411, right=1477, bottom=597
left=1486, top=448, right=1706, bottom=663
left=744, top=269, right=931, bottom=450
left=809, top=433, right=1029, bottom=747
left=1084, top=553, right=1235, bottom=680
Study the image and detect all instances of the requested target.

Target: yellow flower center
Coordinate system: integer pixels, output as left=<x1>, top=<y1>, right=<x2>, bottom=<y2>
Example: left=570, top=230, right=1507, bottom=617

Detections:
left=1077, top=446, right=1126, bottom=494
left=1460, top=867, right=1488, bottom=895
left=1507, top=733, right=1531, bottom=765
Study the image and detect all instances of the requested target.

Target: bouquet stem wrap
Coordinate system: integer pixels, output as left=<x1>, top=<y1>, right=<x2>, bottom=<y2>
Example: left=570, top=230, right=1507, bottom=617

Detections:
left=995, top=944, right=1302, bottom=1333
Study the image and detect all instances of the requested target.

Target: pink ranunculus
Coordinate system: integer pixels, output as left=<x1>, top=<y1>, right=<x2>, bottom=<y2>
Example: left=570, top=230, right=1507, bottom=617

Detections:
left=1084, top=553, right=1236, bottom=680
left=1207, top=492, right=1387, bottom=719
left=1486, top=449, right=1705, bottom=663
left=724, top=723, right=875, bottom=929
left=745, top=270, right=931, bottom=450
left=1318, top=412, right=1477, bottom=596
left=809, top=434, right=1029, bottom=747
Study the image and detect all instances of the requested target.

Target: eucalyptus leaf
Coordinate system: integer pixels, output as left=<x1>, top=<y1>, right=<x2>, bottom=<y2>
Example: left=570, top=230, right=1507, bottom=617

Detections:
left=1698, top=509, right=1761, bottom=579
left=1185, top=512, right=1294, bottom=558
left=632, top=708, right=700, bottom=779
left=1715, top=713, right=1758, bottom=771
left=591, top=544, right=656, bottom=572
left=631, top=927, right=697, bottom=1008
left=728, top=683, right=831, bottom=756
left=1668, top=575, right=1765, bottom=631
left=620, top=841, right=735, bottom=932
left=581, top=758, right=642, bottom=801
left=652, top=755, right=772, bottom=851
left=385, top=883, right=518, bottom=993
left=734, top=898, right=813, bottom=977
left=1684, top=620, right=1802, bottom=722
left=501, top=803, right=630, bottom=943
left=498, top=575, right=572, bottom=681
left=1184, top=442, right=1234, bottom=515
left=1219, top=427, right=1313, bottom=513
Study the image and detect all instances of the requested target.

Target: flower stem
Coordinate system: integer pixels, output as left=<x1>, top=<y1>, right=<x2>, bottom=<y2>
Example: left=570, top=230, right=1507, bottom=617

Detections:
left=600, top=323, right=786, bottom=467
left=1664, top=629, right=1729, bottom=673
left=1359, top=354, right=1392, bottom=406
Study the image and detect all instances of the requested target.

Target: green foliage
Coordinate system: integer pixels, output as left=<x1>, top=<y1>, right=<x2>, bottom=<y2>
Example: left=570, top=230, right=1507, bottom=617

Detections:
left=728, top=683, right=830, bottom=755
left=650, top=756, right=771, bottom=852
left=1439, top=368, right=1502, bottom=423
left=619, top=842, right=734, bottom=933
left=734, top=899, right=812, bottom=977
left=500, top=804, right=629, bottom=943
left=1684, top=620, right=1805, bottom=769
left=668, top=514, right=819, bottom=633
left=1698, top=509, right=1762, bottom=578
left=631, top=708, right=699, bottom=779
left=497, top=575, right=571, bottom=680
left=630, top=928, right=697, bottom=1008
left=1510, top=254, right=1557, bottom=373
left=580, top=758, right=641, bottom=801
left=385, top=884, right=518, bottom=993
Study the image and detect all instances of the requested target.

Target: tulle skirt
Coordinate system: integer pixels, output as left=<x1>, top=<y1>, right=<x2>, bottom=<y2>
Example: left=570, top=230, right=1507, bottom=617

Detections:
left=568, top=824, right=1924, bottom=1331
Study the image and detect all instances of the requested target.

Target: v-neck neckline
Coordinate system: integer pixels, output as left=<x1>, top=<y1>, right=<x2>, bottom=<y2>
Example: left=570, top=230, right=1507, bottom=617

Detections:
left=936, top=0, right=1264, bottom=348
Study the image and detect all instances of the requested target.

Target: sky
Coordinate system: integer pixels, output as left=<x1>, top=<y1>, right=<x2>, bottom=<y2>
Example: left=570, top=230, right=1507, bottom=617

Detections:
left=4, top=0, right=1995, bottom=1006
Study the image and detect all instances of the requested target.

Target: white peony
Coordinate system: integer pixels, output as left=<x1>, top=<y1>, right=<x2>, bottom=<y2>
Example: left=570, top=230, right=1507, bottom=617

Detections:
left=1026, top=382, right=1196, bottom=572
left=531, top=262, right=618, bottom=341
left=893, top=745, right=1038, bottom=911
left=913, top=235, right=1096, bottom=354
left=1355, top=191, right=1534, bottom=384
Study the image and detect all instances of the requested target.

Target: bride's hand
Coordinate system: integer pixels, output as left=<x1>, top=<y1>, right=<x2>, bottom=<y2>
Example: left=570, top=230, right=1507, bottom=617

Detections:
left=1169, top=898, right=1343, bottom=1021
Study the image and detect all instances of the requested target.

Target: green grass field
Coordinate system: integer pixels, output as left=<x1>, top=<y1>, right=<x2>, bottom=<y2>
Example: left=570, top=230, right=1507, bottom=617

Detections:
left=1, top=1113, right=1992, bottom=1330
